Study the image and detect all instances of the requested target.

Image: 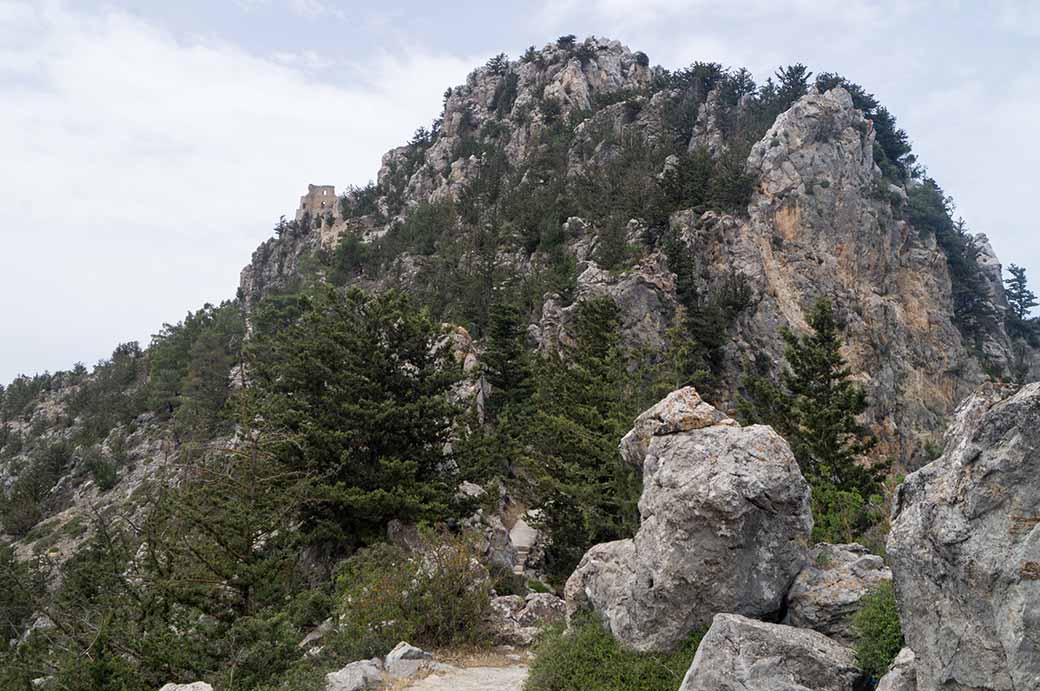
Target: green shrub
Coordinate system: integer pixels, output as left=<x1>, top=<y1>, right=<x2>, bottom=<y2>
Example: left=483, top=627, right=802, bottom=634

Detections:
left=853, top=581, right=904, bottom=678
left=333, top=531, right=492, bottom=660
left=84, top=445, right=118, bottom=491
left=527, top=618, right=703, bottom=691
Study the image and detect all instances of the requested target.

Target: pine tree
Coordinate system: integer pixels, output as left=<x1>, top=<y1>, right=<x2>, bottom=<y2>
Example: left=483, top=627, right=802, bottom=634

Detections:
left=482, top=301, right=533, bottom=420
left=248, top=287, right=463, bottom=550
left=525, top=298, right=641, bottom=582
left=1005, top=264, right=1037, bottom=321
left=775, top=63, right=813, bottom=109
left=743, top=298, right=883, bottom=542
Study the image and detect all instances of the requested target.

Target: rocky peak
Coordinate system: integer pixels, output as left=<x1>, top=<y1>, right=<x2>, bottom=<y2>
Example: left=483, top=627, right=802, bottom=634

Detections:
left=237, top=41, right=1034, bottom=466
left=747, top=87, right=876, bottom=203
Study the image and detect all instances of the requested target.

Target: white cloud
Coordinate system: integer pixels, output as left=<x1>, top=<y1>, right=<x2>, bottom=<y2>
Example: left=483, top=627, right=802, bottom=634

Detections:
left=995, top=0, right=1040, bottom=37
left=0, top=1, right=475, bottom=382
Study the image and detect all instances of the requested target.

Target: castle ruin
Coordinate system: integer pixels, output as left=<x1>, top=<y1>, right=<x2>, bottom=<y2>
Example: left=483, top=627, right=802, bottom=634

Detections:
left=296, top=184, right=338, bottom=222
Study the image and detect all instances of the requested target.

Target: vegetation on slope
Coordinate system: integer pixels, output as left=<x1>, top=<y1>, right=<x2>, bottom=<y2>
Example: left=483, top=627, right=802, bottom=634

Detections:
left=0, top=36, right=1036, bottom=689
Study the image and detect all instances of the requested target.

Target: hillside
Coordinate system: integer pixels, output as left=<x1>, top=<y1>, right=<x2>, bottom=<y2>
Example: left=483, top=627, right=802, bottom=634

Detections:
left=2, top=35, right=1039, bottom=690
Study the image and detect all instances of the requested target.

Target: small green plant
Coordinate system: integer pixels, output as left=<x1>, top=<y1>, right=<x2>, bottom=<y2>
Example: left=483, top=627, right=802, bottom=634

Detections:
left=853, top=581, right=904, bottom=678
left=527, top=618, right=703, bottom=691
left=527, top=579, right=552, bottom=594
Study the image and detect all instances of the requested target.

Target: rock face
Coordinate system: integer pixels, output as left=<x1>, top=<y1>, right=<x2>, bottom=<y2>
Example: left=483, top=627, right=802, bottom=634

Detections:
left=735, top=86, right=1004, bottom=461
left=678, top=613, right=863, bottom=691
left=783, top=542, right=892, bottom=645
left=158, top=684, right=214, bottom=691
left=565, top=388, right=812, bottom=652
left=876, top=648, right=917, bottom=691
left=325, top=658, right=384, bottom=691
left=888, top=382, right=1040, bottom=690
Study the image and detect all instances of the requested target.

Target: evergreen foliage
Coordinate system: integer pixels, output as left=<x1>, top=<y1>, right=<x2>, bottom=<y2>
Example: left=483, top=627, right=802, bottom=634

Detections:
left=852, top=582, right=904, bottom=678
left=525, top=298, right=642, bottom=582
left=333, top=532, right=492, bottom=660
left=906, top=179, right=997, bottom=349
left=482, top=301, right=535, bottom=420
left=742, top=298, right=884, bottom=543
left=1005, top=264, right=1038, bottom=320
left=1004, top=263, right=1039, bottom=344
left=248, top=286, right=463, bottom=550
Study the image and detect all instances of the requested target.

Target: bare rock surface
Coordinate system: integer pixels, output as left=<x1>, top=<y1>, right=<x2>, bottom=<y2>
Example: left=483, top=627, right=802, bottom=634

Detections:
left=678, top=613, right=862, bottom=691
left=158, top=684, right=214, bottom=691
left=385, top=641, right=434, bottom=678
left=324, top=658, right=383, bottom=691
left=876, top=648, right=917, bottom=691
left=565, top=388, right=811, bottom=652
left=783, top=542, right=892, bottom=645
left=618, top=386, right=735, bottom=468
left=888, top=382, right=1040, bottom=690
left=402, top=665, right=528, bottom=691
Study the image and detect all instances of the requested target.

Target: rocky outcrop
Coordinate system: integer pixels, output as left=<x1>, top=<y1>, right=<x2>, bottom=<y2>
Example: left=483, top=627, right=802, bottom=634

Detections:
left=783, top=542, right=892, bottom=645
left=688, top=86, right=727, bottom=157
left=888, top=382, right=1040, bottom=689
left=158, top=684, right=213, bottom=691
left=876, top=648, right=917, bottom=691
left=733, top=86, right=1005, bottom=461
left=533, top=248, right=677, bottom=355
left=565, top=388, right=811, bottom=652
left=487, top=593, right=566, bottom=646
left=678, top=613, right=863, bottom=691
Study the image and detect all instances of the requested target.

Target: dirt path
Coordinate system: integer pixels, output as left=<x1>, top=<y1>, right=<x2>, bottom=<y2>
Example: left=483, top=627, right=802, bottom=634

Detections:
left=402, top=664, right=529, bottom=690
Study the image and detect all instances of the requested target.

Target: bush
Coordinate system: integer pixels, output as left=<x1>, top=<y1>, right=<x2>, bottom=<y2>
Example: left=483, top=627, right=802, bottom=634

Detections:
left=853, top=581, right=904, bottom=678
left=526, top=618, right=703, bottom=691
left=333, top=532, right=492, bottom=660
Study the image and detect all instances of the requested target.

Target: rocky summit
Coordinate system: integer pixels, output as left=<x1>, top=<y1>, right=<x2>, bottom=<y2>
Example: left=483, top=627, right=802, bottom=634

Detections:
left=3, top=32, right=1040, bottom=691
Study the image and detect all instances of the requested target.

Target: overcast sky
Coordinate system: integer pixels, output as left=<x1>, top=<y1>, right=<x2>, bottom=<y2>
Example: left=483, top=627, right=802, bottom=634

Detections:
left=1, top=0, right=1038, bottom=385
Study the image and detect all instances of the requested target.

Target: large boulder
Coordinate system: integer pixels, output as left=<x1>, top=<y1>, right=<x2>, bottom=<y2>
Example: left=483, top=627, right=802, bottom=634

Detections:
left=158, top=684, right=213, bottom=691
left=783, top=542, right=892, bottom=645
left=565, top=387, right=812, bottom=652
left=678, top=613, right=863, bottom=691
left=324, top=658, right=383, bottom=691
left=876, top=648, right=917, bottom=691
left=887, top=382, right=1040, bottom=689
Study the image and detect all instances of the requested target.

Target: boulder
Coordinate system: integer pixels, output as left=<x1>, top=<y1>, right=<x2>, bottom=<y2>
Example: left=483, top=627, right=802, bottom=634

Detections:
left=158, top=684, right=213, bottom=691
left=385, top=641, right=433, bottom=678
left=888, top=383, right=1040, bottom=689
left=783, top=542, right=892, bottom=645
left=488, top=592, right=566, bottom=646
left=617, top=386, right=735, bottom=468
left=324, top=658, right=383, bottom=691
left=565, top=388, right=812, bottom=652
left=876, top=648, right=917, bottom=691
left=678, top=613, right=862, bottom=691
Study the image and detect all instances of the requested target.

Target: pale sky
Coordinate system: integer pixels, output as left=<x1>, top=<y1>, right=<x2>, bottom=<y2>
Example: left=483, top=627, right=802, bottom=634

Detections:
left=2, top=0, right=1039, bottom=384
